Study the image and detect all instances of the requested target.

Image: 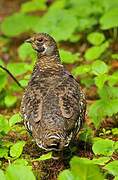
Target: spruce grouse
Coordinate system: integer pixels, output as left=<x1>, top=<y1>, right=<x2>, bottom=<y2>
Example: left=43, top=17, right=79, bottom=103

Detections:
left=20, top=33, right=86, bottom=151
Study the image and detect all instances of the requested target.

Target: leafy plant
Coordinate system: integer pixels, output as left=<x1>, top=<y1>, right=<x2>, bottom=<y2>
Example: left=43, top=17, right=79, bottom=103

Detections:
left=58, top=156, right=104, bottom=180
left=0, top=0, right=118, bottom=179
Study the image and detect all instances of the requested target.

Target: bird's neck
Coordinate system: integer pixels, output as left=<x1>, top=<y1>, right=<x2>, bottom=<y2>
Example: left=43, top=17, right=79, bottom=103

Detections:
left=36, top=53, right=63, bottom=72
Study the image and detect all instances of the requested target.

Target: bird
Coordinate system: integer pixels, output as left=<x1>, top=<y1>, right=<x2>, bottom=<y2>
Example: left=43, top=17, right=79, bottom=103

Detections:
left=20, top=33, right=86, bottom=151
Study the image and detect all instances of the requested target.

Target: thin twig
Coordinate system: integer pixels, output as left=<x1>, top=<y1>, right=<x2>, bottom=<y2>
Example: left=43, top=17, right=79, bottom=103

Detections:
left=0, top=65, right=24, bottom=90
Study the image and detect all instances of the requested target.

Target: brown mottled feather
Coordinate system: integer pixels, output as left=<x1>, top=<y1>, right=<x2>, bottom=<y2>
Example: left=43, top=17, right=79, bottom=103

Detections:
left=20, top=33, right=86, bottom=151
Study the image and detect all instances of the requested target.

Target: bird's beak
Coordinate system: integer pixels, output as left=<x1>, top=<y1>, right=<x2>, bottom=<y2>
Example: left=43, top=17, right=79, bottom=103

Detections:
left=25, top=37, right=33, bottom=43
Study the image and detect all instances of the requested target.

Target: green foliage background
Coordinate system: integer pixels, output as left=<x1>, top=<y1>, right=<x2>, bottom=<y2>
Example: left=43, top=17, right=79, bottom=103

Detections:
left=0, top=0, right=118, bottom=179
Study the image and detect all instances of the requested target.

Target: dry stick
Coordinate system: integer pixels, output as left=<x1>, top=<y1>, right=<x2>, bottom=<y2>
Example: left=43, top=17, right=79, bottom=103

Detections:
left=0, top=65, right=24, bottom=90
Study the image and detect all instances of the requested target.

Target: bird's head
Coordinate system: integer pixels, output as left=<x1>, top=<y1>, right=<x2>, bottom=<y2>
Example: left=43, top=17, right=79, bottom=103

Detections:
left=26, top=33, right=58, bottom=57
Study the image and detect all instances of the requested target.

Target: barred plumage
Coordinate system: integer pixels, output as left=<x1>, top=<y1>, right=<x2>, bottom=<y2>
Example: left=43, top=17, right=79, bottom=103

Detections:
left=20, top=33, right=86, bottom=151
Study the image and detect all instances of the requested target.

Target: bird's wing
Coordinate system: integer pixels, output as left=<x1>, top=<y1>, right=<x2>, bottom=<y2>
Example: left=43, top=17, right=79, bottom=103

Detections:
left=20, top=85, right=43, bottom=132
left=57, top=76, right=86, bottom=132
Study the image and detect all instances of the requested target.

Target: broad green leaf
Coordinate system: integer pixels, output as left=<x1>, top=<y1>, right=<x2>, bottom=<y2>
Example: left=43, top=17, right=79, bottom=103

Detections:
left=0, top=59, right=5, bottom=66
left=21, top=0, right=46, bottom=12
left=69, top=34, right=81, bottom=43
left=32, top=152, right=52, bottom=161
left=0, top=170, right=6, bottom=180
left=112, top=128, right=118, bottom=136
left=0, top=73, right=7, bottom=92
left=105, top=160, right=118, bottom=176
left=89, top=99, right=118, bottom=127
left=0, top=148, right=9, bottom=158
left=10, top=82, right=23, bottom=92
left=104, top=99, right=118, bottom=116
left=4, top=95, right=17, bottom=107
left=72, top=64, right=91, bottom=77
left=19, top=79, right=29, bottom=87
left=0, top=115, right=10, bottom=134
left=95, top=74, right=108, bottom=89
left=1, top=13, right=39, bottom=37
left=13, top=159, right=28, bottom=166
left=85, top=41, right=109, bottom=61
left=9, top=113, right=22, bottom=127
left=70, top=156, right=104, bottom=180
left=6, top=164, right=36, bottom=180
left=92, top=60, right=108, bottom=75
left=91, top=157, right=110, bottom=165
left=112, top=53, right=118, bottom=59
left=80, top=77, right=94, bottom=87
left=58, top=169, right=74, bottom=180
left=87, top=32, right=105, bottom=45
left=100, top=8, right=118, bottom=29
left=88, top=100, right=105, bottom=127
left=7, top=62, right=31, bottom=76
left=114, top=176, right=118, bottom=180
left=18, top=43, right=36, bottom=61
left=108, top=71, right=118, bottom=86
left=114, top=142, right=118, bottom=151
left=98, top=86, right=118, bottom=99
left=92, top=139, right=115, bottom=156
left=77, top=17, right=97, bottom=32
left=60, top=49, right=79, bottom=64
left=10, top=141, right=26, bottom=158
left=33, top=9, right=78, bottom=41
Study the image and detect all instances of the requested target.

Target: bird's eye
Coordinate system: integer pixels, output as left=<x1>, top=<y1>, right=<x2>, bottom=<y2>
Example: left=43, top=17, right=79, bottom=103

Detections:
left=38, top=38, right=43, bottom=42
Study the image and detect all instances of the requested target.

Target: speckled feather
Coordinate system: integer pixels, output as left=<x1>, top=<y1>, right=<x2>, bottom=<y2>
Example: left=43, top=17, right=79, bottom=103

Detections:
left=20, top=33, right=86, bottom=151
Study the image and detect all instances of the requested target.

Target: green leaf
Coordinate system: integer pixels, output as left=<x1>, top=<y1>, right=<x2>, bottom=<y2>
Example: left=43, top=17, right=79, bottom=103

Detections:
left=77, top=17, right=97, bottom=32
left=91, top=157, right=110, bottom=165
left=85, top=41, right=109, bottom=61
left=70, top=156, right=104, bottom=180
left=0, top=73, right=7, bottom=92
left=18, top=43, right=36, bottom=61
left=100, top=8, right=118, bottom=29
left=19, top=79, right=29, bottom=87
left=104, top=99, right=118, bottom=116
left=0, top=148, right=9, bottom=158
left=32, top=152, right=52, bottom=161
left=0, top=170, right=6, bottom=180
left=92, top=139, right=115, bottom=156
left=114, top=142, right=118, bottom=151
left=112, top=128, right=118, bottom=136
left=13, top=159, right=28, bottom=166
left=0, top=115, right=10, bottom=134
left=92, top=60, right=108, bottom=75
left=60, top=49, right=79, bottom=64
left=0, top=59, right=5, bottom=67
left=108, top=71, right=118, bottom=86
left=4, top=95, right=17, bottom=107
left=88, top=100, right=105, bottom=127
left=89, top=99, right=118, bottom=127
left=33, top=9, right=78, bottom=41
left=7, top=62, right=31, bottom=76
left=95, top=74, right=108, bottom=89
left=21, top=0, right=46, bottom=13
left=112, top=53, right=118, bottom=60
left=114, top=176, right=118, bottom=180
left=6, top=164, right=36, bottom=180
left=72, top=64, right=91, bottom=77
left=1, top=13, right=39, bottom=37
left=58, top=169, right=74, bottom=180
left=10, top=141, right=26, bottom=158
left=98, top=86, right=118, bottom=99
left=105, top=160, right=118, bottom=176
left=87, top=32, right=105, bottom=45
left=9, top=113, right=22, bottom=127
